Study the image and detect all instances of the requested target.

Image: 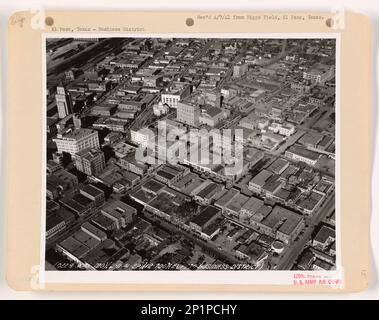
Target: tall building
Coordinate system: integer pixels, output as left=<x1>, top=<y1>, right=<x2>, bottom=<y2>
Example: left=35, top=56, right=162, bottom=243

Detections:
left=176, top=102, right=200, bottom=127
left=73, top=114, right=82, bottom=129
left=55, top=85, right=73, bottom=119
left=53, top=128, right=100, bottom=155
left=73, top=148, right=105, bottom=176
left=233, top=63, right=248, bottom=78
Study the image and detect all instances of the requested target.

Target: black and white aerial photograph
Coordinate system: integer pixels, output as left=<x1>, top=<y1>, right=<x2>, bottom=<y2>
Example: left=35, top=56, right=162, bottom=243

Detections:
left=45, top=37, right=337, bottom=272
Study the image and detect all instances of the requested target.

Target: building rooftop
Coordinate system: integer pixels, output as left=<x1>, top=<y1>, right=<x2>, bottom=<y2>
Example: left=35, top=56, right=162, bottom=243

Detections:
left=142, top=179, right=166, bottom=194
left=81, top=184, right=105, bottom=198
left=201, top=106, right=223, bottom=118
left=58, top=236, right=90, bottom=259
left=101, top=200, right=136, bottom=220
left=297, top=191, right=324, bottom=211
left=60, top=198, right=86, bottom=214
left=241, top=241, right=267, bottom=263
left=130, top=188, right=157, bottom=204
left=149, top=192, right=183, bottom=217
left=214, top=188, right=239, bottom=208
left=196, top=181, right=219, bottom=199
left=81, top=222, right=107, bottom=240
left=299, top=132, right=323, bottom=147
left=262, top=205, right=303, bottom=236
left=76, top=148, right=104, bottom=160
left=241, top=196, right=264, bottom=214
left=60, top=128, right=97, bottom=141
left=262, top=174, right=282, bottom=194
left=250, top=170, right=273, bottom=187
left=91, top=214, right=116, bottom=231
left=268, top=158, right=289, bottom=174
left=226, top=193, right=249, bottom=213
left=171, top=173, right=204, bottom=195
left=46, top=214, right=64, bottom=231
left=286, top=145, right=320, bottom=161
left=73, top=230, right=101, bottom=250
left=72, top=193, right=93, bottom=208
left=314, top=225, right=335, bottom=244
left=156, top=165, right=181, bottom=181
left=190, top=205, right=220, bottom=228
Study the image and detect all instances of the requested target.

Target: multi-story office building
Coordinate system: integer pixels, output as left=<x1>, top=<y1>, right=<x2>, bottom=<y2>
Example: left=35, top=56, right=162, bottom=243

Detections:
left=176, top=102, right=200, bottom=127
left=55, top=86, right=74, bottom=119
left=73, top=148, right=105, bottom=176
left=53, top=128, right=100, bottom=156
left=161, top=85, right=191, bottom=108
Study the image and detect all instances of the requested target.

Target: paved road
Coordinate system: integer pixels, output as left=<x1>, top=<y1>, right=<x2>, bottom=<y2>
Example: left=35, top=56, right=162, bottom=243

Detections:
left=143, top=210, right=244, bottom=266
left=275, top=192, right=335, bottom=270
left=269, top=129, right=306, bottom=156
left=46, top=206, right=102, bottom=251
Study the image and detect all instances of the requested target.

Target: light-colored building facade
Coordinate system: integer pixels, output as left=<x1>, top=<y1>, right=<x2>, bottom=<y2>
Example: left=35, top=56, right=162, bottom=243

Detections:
left=176, top=102, right=201, bottom=127
left=74, top=148, right=105, bottom=176
left=55, top=86, right=74, bottom=119
left=53, top=129, right=100, bottom=155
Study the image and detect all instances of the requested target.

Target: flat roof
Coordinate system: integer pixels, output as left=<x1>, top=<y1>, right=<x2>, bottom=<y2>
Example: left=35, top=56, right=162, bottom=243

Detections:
left=241, top=196, right=264, bottom=214
left=101, top=200, right=137, bottom=219
left=46, top=214, right=64, bottom=231
left=250, top=170, right=273, bottom=187
left=241, top=242, right=266, bottom=261
left=196, top=181, right=219, bottom=199
left=61, top=128, right=97, bottom=140
left=214, top=188, right=239, bottom=208
left=72, top=193, right=93, bottom=207
left=142, top=179, right=165, bottom=194
left=91, top=214, right=115, bottom=231
left=130, top=188, right=156, bottom=204
left=58, top=236, right=90, bottom=259
left=262, top=205, right=303, bottom=236
left=76, top=148, right=103, bottom=159
left=286, top=145, right=320, bottom=161
left=268, top=158, right=289, bottom=174
left=123, top=171, right=140, bottom=182
left=73, top=230, right=100, bottom=250
left=190, top=205, right=220, bottom=228
left=297, top=192, right=324, bottom=211
left=149, top=192, right=182, bottom=217
left=314, top=225, right=335, bottom=244
left=262, top=175, right=282, bottom=193
left=226, top=193, right=249, bottom=213
left=60, top=198, right=86, bottom=213
left=155, top=169, right=172, bottom=181
left=81, top=222, right=107, bottom=240
left=172, top=173, right=205, bottom=195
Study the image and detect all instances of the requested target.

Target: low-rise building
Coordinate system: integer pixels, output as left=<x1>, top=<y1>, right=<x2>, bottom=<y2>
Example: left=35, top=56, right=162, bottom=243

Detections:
left=80, top=184, right=105, bottom=207
left=248, top=170, right=273, bottom=193
left=240, top=196, right=264, bottom=219
left=312, top=225, right=335, bottom=251
left=214, top=188, right=240, bottom=213
left=81, top=222, right=107, bottom=242
left=251, top=205, right=304, bottom=244
left=46, top=214, right=66, bottom=240
left=199, top=106, right=229, bottom=127
left=296, top=191, right=324, bottom=215
left=189, top=205, right=221, bottom=234
left=192, top=180, right=224, bottom=206
left=268, top=158, right=290, bottom=175
left=155, top=164, right=188, bottom=186
left=101, top=200, right=137, bottom=229
left=285, top=145, right=321, bottom=166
